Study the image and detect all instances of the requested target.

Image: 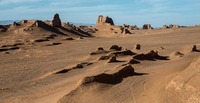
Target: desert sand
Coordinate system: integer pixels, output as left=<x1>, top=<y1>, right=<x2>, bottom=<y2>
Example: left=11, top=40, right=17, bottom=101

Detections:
left=0, top=14, right=200, bottom=103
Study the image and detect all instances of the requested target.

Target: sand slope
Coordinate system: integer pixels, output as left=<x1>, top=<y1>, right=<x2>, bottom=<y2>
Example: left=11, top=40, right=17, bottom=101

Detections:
left=165, top=56, right=200, bottom=103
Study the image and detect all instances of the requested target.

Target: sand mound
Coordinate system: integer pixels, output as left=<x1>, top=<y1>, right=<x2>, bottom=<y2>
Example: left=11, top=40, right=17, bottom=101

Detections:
left=73, top=62, right=93, bottom=69
left=108, top=56, right=121, bottom=63
left=98, top=55, right=110, bottom=60
left=57, top=65, right=148, bottom=103
left=57, top=65, right=136, bottom=103
left=81, top=65, right=135, bottom=85
left=90, top=47, right=109, bottom=55
left=165, top=57, right=200, bottom=103
left=128, top=58, right=140, bottom=64
left=170, top=51, right=184, bottom=59
left=109, top=45, right=122, bottom=51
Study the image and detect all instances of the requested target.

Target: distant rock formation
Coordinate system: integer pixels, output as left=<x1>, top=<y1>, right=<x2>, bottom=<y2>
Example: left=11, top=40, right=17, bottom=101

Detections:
left=120, top=24, right=132, bottom=35
left=162, top=25, right=169, bottom=29
left=96, top=15, right=114, bottom=26
left=130, top=25, right=139, bottom=30
left=32, top=20, right=45, bottom=27
left=20, top=20, right=28, bottom=24
left=162, top=24, right=187, bottom=29
left=11, top=22, right=20, bottom=27
left=121, top=28, right=131, bottom=35
left=169, top=24, right=179, bottom=28
left=143, top=24, right=153, bottom=29
left=52, top=13, right=61, bottom=27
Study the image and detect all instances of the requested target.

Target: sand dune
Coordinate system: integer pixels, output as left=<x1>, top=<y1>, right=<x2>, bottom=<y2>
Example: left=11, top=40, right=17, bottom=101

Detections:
left=165, top=57, right=200, bottom=103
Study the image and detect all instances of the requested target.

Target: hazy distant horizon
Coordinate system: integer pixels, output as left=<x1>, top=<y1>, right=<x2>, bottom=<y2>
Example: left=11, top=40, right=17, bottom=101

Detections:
left=0, top=0, right=200, bottom=27
left=0, top=19, right=197, bottom=28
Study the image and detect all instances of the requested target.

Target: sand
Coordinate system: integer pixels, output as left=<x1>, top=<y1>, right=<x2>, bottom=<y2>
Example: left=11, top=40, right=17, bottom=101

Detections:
left=0, top=25, right=200, bottom=103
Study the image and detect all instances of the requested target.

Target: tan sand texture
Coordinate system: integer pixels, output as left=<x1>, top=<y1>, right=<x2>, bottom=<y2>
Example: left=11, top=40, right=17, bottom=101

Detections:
left=0, top=14, right=200, bottom=103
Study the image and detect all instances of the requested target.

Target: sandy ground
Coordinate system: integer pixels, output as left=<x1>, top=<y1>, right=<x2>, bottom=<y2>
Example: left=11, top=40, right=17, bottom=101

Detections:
left=0, top=27, right=200, bottom=103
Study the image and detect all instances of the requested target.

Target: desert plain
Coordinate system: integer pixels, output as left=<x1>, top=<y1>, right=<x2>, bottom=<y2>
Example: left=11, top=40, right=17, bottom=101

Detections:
left=0, top=14, right=200, bottom=103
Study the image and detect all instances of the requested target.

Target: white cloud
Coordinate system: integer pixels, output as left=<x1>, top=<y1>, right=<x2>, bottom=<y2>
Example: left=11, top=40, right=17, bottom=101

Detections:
left=0, top=3, right=123, bottom=13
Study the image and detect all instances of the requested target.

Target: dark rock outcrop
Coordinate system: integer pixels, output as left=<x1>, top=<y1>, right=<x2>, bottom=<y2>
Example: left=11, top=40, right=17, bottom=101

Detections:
left=96, top=15, right=114, bottom=26
left=99, top=56, right=110, bottom=60
left=11, top=22, right=20, bottom=27
left=169, top=24, right=179, bottom=28
left=162, top=25, right=169, bottom=29
left=32, top=20, right=46, bottom=27
left=192, top=45, right=199, bottom=52
left=129, top=59, right=140, bottom=64
left=20, top=20, right=28, bottom=24
left=81, top=65, right=135, bottom=85
left=134, top=44, right=141, bottom=50
left=90, top=47, right=109, bottom=55
left=111, top=50, right=135, bottom=56
left=121, top=28, right=131, bottom=35
left=109, top=45, right=122, bottom=51
left=143, top=24, right=153, bottom=29
left=52, top=13, right=62, bottom=27
left=130, top=25, right=139, bottom=30
left=0, top=46, right=19, bottom=52
left=108, top=56, right=118, bottom=63
left=133, top=50, right=169, bottom=61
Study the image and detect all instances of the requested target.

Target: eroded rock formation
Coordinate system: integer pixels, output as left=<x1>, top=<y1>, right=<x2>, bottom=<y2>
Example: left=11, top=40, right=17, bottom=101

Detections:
left=169, top=24, right=179, bottom=28
left=143, top=24, right=153, bottom=29
left=96, top=15, right=114, bottom=26
left=162, top=25, right=169, bottom=29
left=121, top=24, right=132, bottom=34
left=52, top=13, right=62, bottom=27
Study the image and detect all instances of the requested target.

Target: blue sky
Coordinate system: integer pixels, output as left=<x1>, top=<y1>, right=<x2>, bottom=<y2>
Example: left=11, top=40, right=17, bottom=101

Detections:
left=0, top=0, right=200, bottom=27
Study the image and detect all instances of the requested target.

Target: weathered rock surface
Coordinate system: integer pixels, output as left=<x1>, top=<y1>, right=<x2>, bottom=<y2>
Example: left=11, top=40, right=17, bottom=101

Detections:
left=169, top=24, right=179, bottom=28
left=109, top=45, right=122, bottom=51
left=162, top=25, right=169, bottom=29
left=143, top=24, right=153, bottom=29
left=192, top=45, right=199, bottom=52
left=96, top=15, right=114, bottom=26
left=20, top=20, right=28, bottom=24
left=134, top=44, right=141, bottom=50
left=11, top=22, right=20, bottom=27
left=52, top=13, right=62, bottom=27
